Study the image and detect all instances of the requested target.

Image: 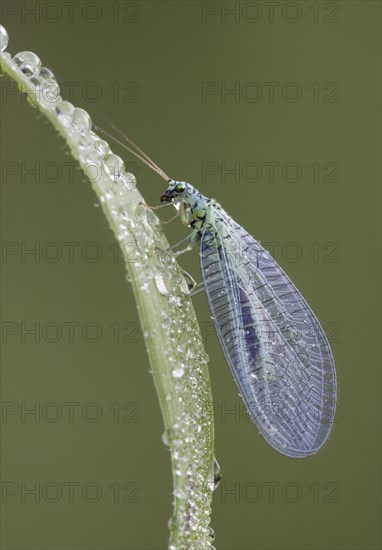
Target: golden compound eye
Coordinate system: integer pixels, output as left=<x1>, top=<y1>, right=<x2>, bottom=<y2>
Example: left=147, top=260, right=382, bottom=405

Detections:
left=175, top=182, right=186, bottom=193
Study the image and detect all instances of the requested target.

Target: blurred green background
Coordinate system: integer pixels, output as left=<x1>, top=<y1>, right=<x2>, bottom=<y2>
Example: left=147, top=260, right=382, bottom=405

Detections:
left=1, top=1, right=381, bottom=549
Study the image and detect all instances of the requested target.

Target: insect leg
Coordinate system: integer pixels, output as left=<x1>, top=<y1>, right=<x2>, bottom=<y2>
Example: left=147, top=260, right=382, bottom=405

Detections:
left=155, top=233, right=193, bottom=257
left=156, top=231, right=200, bottom=257
left=138, top=201, right=179, bottom=224
left=172, top=231, right=201, bottom=257
left=138, top=201, right=174, bottom=211
left=162, top=212, right=180, bottom=225
left=179, top=202, right=193, bottom=226
left=189, top=283, right=206, bottom=297
left=179, top=267, right=197, bottom=290
left=169, top=233, right=193, bottom=251
left=173, top=244, right=194, bottom=258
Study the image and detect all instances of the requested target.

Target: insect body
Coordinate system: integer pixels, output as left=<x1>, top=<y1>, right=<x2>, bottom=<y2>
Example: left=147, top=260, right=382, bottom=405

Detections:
left=161, top=180, right=337, bottom=458
left=93, top=121, right=337, bottom=458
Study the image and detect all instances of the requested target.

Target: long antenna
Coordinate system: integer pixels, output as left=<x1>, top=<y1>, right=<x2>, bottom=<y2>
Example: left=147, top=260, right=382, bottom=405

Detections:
left=93, top=123, right=170, bottom=182
left=54, top=71, right=171, bottom=182
left=91, top=105, right=168, bottom=179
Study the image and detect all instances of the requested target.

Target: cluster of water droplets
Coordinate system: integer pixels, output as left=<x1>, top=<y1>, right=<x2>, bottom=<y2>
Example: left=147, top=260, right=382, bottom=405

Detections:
left=0, top=24, right=136, bottom=202
left=129, top=238, right=217, bottom=547
left=0, top=25, right=8, bottom=52
left=1, top=23, right=217, bottom=547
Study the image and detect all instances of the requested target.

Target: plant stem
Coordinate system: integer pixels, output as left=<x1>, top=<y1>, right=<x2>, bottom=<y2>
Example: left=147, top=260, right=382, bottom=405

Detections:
left=0, top=26, right=215, bottom=549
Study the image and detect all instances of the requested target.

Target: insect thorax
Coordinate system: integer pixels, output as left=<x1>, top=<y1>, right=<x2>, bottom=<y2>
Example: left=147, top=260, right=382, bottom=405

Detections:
left=179, top=183, right=211, bottom=231
left=162, top=180, right=219, bottom=232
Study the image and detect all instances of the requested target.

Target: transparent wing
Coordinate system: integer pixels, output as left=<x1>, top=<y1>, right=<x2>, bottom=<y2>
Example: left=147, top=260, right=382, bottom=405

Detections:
left=200, top=209, right=337, bottom=458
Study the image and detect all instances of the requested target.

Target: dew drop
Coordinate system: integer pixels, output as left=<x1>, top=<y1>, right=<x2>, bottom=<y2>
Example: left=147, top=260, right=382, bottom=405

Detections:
left=161, top=430, right=170, bottom=447
left=73, top=107, right=92, bottom=135
left=120, top=172, right=137, bottom=190
left=29, top=76, right=44, bottom=88
left=173, top=487, right=185, bottom=499
left=42, top=80, right=61, bottom=104
left=172, top=366, right=184, bottom=379
left=83, top=155, right=103, bottom=183
left=93, top=138, right=110, bottom=156
left=155, top=272, right=169, bottom=296
left=209, top=458, right=222, bottom=491
left=39, top=66, right=55, bottom=81
left=78, top=134, right=94, bottom=154
left=249, top=369, right=260, bottom=381
left=169, top=295, right=182, bottom=307
left=55, top=100, right=75, bottom=119
left=103, top=153, right=125, bottom=183
left=0, top=25, right=9, bottom=51
left=12, top=51, right=41, bottom=77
